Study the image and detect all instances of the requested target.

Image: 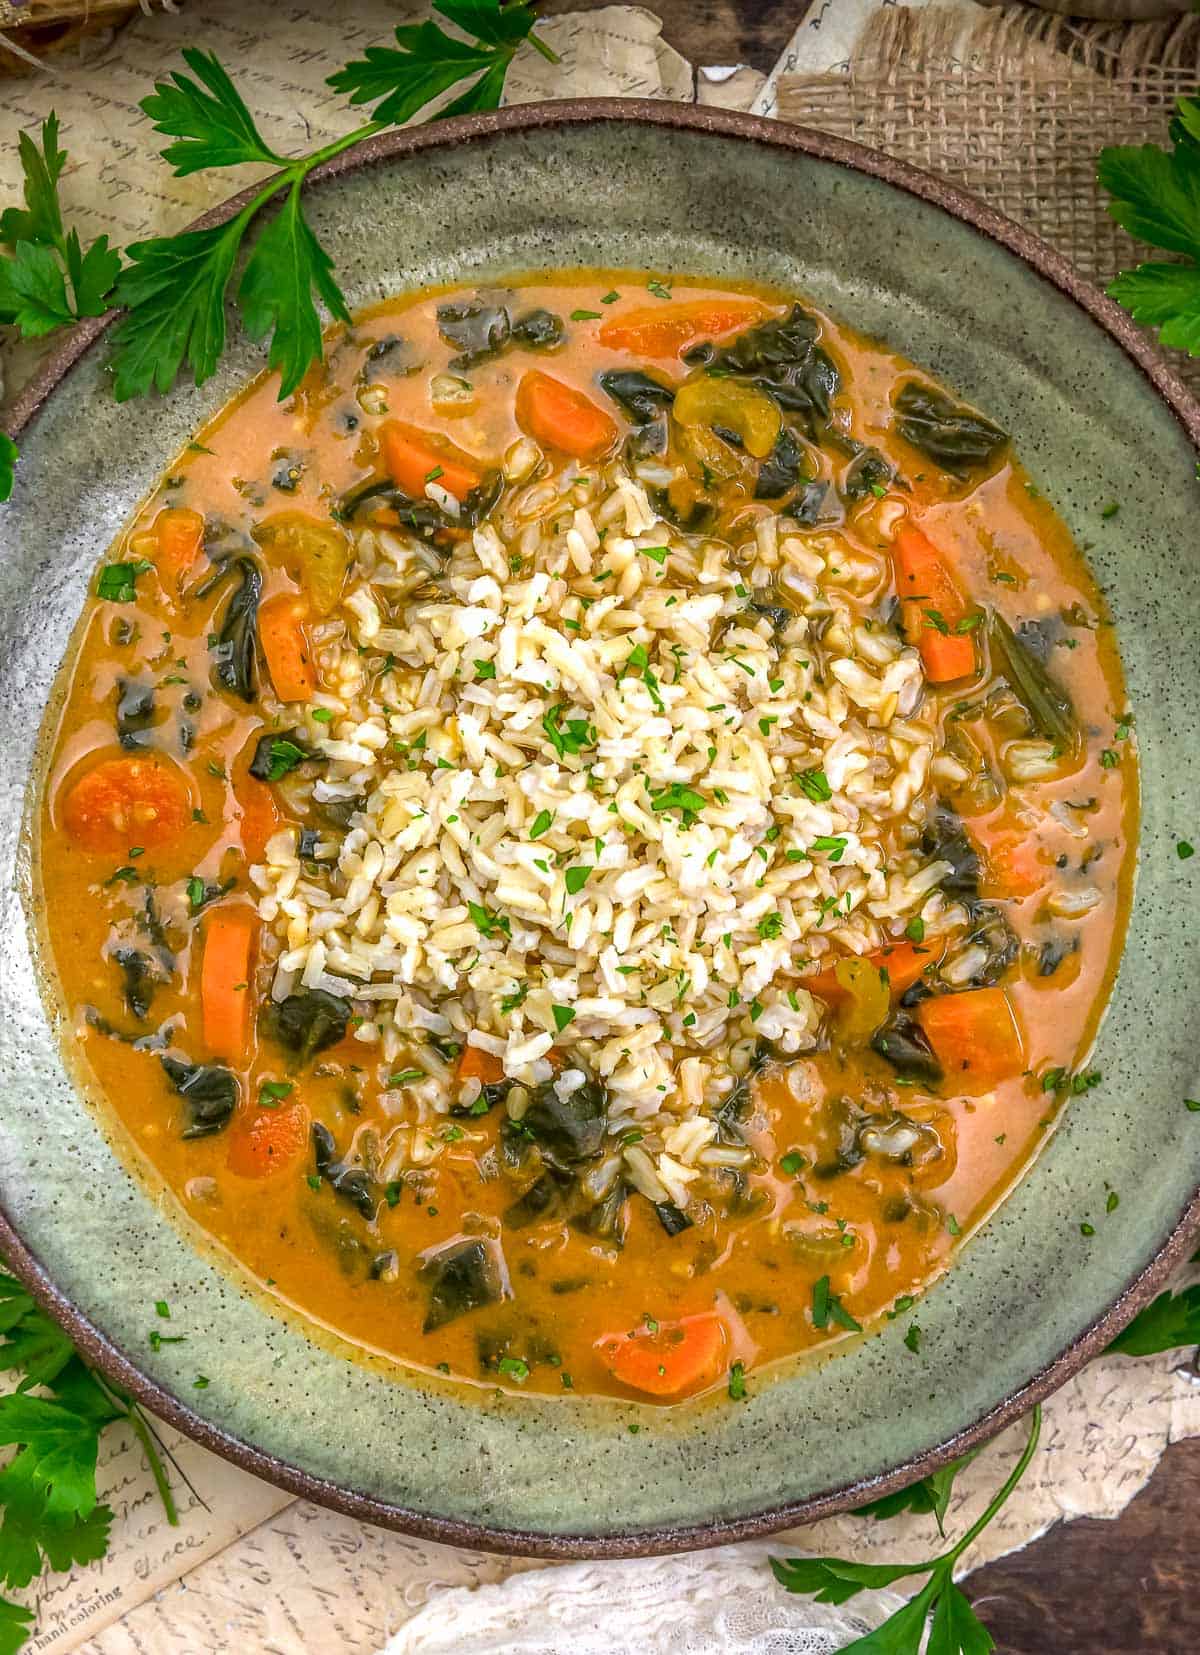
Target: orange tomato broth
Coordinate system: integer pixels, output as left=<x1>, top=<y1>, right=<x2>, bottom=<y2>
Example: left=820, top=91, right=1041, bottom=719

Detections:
left=35, top=272, right=1135, bottom=1404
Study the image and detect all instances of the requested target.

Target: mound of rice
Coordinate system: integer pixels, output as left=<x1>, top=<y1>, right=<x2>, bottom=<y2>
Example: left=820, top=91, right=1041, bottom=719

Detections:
left=251, top=442, right=966, bottom=1207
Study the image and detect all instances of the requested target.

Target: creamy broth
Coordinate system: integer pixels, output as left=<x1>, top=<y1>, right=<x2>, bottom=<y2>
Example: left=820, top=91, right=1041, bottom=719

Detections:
left=36, top=273, right=1134, bottom=1402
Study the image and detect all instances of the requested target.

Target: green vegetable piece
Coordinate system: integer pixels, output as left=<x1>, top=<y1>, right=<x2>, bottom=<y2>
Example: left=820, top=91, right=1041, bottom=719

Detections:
left=988, top=611, right=1079, bottom=754
left=893, top=381, right=1008, bottom=475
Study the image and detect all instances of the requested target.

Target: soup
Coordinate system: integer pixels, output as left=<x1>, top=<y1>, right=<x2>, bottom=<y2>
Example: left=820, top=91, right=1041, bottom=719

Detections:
left=36, top=273, right=1134, bottom=1403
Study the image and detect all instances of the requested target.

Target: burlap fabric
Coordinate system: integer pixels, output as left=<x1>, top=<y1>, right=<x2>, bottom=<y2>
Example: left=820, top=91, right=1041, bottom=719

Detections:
left=778, top=4, right=1200, bottom=391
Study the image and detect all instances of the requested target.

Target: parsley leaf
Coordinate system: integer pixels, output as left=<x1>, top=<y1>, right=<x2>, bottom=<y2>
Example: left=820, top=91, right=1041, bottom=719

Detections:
left=1107, top=1284, right=1200, bottom=1356
left=328, top=1, right=556, bottom=127
left=238, top=179, right=350, bottom=397
left=853, top=1455, right=976, bottom=1539
left=141, top=47, right=286, bottom=175
left=0, top=115, right=68, bottom=250
left=773, top=1406, right=1042, bottom=1655
left=1101, top=103, right=1200, bottom=353
left=0, top=434, right=15, bottom=506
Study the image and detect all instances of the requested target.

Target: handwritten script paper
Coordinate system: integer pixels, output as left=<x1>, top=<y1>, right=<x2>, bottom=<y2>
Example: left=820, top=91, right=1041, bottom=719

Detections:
left=2, top=5, right=1198, bottom=1650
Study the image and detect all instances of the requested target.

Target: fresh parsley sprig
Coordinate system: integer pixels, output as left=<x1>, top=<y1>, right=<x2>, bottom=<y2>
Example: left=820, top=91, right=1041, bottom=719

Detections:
left=0, top=2, right=559, bottom=499
left=772, top=1406, right=1042, bottom=1655
left=1107, top=1281, right=1200, bottom=1356
left=0, top=1272, right=177, bottom=1651
left=1101, top=97, right=1200, bottom=354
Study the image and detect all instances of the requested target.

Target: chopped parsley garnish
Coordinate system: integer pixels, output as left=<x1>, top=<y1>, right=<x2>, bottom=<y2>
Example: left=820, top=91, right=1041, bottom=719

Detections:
left=904, top=1323, right=923, bottom=1353
left=1100, top=748, right=1118, bottom=768
left=388, top=1069, right=424, bottom=1086
left=542, top=703, right=595, bottom=760
left=640, top=545, right=669, bottom=565
left=551, top=1004, right=575, bottom=1032
left=570, top=308, right=602, bottom=321
left=811, top=1275, right=861, bottom=1333
left=501, top=982, right=529, bottom=1013
left=385, top=1180, right=402, bottom=1207
left=474, top=659, right=496, bottom=680
left=601, top=290, right=620, bottom=303
left=530, top=809, right=554, bottom=839
left=756, top=912, right=783, bottom=940
left=97, top=560, right=153, bottom=602
left=310, top=706, right=333, bottom=723
left=649, top=783, right=706, bottom=821
left=728, top=1362, right=747, bottom=1401
left=263, top=738, right=308, bottom=781
left=468, top=900, right=511, bottom=939
left=646, top=277, right=673, bottom=300
left=810, top=835, right=847, bottom=861
left=796, top=767, right=832, bottom=802
left=780, top=1151, right=805, bottom=1176
left=259, top=1080, right=293, bottom=1106
left=905, top=916, right=926, bottom=943
left=1178, top=838, right=1195, bottom=860
left=497, top=1356, right=529, bottom=1382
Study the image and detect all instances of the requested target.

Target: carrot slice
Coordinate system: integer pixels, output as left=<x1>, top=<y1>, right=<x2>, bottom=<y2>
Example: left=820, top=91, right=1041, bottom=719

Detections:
left=153, top=506, right=204, bottom=580
left=380, top=420, right=484, bottom=503
left=515, top=371, right=618, bottom=460
left=892, top=524, right=978, bottom=684
left=259, top=593, right=317, bottom=703
left=917, top=987, right=1025, bottom=1095
left=61, top=755, right=191, bottom=853
left=457, top=1044, right=505, bottom=1086
left=226, top=1099, right=308, bottom=1178
left=596, top=1312, right=729, bottom=1399
left=234, top=774, right=282, bottom=863
left=971, top=817, right=1048, bottom=899
left=598, top=298, right=766, bottom=358
left=200, top=906, right=257, bottom=1064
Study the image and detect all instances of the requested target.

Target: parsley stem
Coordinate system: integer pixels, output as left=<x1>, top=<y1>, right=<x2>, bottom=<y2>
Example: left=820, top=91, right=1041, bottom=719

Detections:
left=527, top=30, right=561, bottom=65
left=299, top=119, right=385, bottom=173
left=942, top=1403, right=1041, bottom=1566
left=125, top=1402, right=180, bottom=1527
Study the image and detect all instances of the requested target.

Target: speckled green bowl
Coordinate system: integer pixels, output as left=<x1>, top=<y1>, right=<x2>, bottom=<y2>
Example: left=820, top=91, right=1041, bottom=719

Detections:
left=2, top=104, right=1198, bottom=1555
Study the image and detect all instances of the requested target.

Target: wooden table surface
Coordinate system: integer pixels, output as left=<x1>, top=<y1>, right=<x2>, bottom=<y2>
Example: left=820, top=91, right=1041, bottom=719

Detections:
left=544, top=0, right=1200, bottom=1646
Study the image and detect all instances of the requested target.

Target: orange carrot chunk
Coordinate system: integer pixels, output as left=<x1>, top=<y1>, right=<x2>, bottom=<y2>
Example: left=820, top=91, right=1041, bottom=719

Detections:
left=456, top=1044, right=505, bottom=1087
left=153, top=506, right=205, bottom=579
left=259, top=593, right=317, bottom=703
left=917, top=987, right=1025, bottom=1095
left=596, top=1312, right=729, bottom=1399
left=380, top=420, right=484, bottom=503
left=61, top=755, right=191, bottom=853
left=892, top=524, right=978, bottom=684
left=234, top=775, right=282, bottom=863
left=515, top=371, right=619, bottom=460
left=971, top=817, right=1048, bottom=899
left=200, top=906, right=257, bottom=1065
left=598, top=298, right=766, bottom=357
left=226, top=1099, right=309, bottom=1179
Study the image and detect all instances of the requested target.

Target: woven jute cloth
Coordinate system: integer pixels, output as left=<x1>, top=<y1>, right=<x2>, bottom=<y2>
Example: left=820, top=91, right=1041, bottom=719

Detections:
left=778, top=3, right=1200, bottom=392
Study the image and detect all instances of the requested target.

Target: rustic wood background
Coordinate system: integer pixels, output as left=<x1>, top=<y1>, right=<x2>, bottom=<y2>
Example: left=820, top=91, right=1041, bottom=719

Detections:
left=545, top=2, right=1200, bottom=1647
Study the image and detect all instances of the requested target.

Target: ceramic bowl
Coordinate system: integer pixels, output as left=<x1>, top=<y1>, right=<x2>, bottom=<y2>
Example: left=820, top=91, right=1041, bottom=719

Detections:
left=2, top=102, right=1199, bottom=1556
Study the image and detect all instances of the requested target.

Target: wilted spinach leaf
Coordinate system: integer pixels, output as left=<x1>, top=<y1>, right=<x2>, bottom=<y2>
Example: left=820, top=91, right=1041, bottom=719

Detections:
left=893, top=382, right=1007, bottom=475
left=420, top=1236, right=506, bottom=1332
left=266, top=989, right=352, bottom=1065
left=310, top=1122, right=376, bottom=1220
left=988, top=611, right=1079, bottom=753
left=112, top=947, right=157, bottom=1021
left=206, top=557, right=262, bottom=702
left=510, top=308, right=565, bottom=351
left=696, top=305, right=840, bottom=436
left=521, top=1078, right=608, bottom=1170
left=842, top=447, right=893, bottom=501
left=248, top=728, right=324, bottom=783
left=755, top=427, right=808, bottom=500
left=161, top=1054, right=238, bottom=1138
left=115, top=679, right=156, bottom=750
left=871, top=1013, right=943, bottom=1085
left=598, top=369, right=676, bottom=424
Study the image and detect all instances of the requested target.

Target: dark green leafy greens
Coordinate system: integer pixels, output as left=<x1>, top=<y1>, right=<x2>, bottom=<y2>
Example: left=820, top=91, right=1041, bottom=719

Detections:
left=892, top=382, right=1007, bottom=475
left=772, top=1406, right=1042, bottom=1654
left=310, top=1123, right=376, bottom=1220
left=435, top=298, right=564, bottom=369
left=160, top=1054, right=239, bottom=1138
left=204, top=557, right=262, bottom=702
left=420, top=1236, right=507, bottom=1332
left=689, top=304, right=839, bottom=436
left=266, top=989, right=353, bottom=1066
left=0, top=1272, right=177, bottom=1650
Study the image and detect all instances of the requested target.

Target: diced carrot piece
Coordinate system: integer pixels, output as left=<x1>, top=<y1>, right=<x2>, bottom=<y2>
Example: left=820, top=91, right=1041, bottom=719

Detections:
left=971, top=816, right=1048, bottom=899
left=597, top=1312, right=729, bottom=1399
left=153, top=507, right=204, bottom=579
left=917, top=987, right=1025, bottom=1095
left=515, top=371, right=619, bottom=460
left=598, top=298, right=766, bottom=357
left=61, top=755, right=191, bottom=853
left=457, top=1044, right=505, bottom=1086
left=259, top=593, right=317, bottom=703
left=234, top=775, right=282, bottom=863
left=200, top=906, right=257, bottom=1064
left=226, top=1099, right=308, bottom=1178
left=380, top=420, right=484, bottom=503
left=893, top=524, right=978, bottom=684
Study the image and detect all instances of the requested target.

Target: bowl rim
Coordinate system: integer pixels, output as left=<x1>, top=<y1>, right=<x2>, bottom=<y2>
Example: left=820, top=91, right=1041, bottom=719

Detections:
left=4, top=96, right=1199, bottom=1560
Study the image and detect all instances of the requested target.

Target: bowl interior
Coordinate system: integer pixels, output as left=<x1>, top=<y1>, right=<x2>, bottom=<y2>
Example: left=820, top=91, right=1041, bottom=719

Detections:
left=1, top=110, right=1198, bottom=1551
